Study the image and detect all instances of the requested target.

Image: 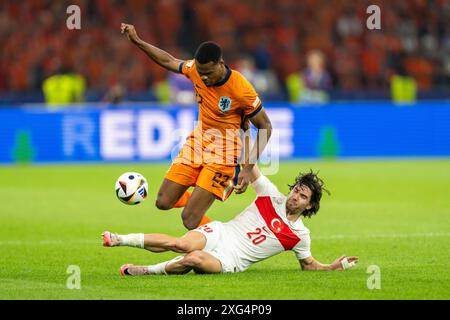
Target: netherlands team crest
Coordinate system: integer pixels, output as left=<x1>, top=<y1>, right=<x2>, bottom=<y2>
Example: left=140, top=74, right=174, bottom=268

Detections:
left=218, top=96, right=232, bottom=112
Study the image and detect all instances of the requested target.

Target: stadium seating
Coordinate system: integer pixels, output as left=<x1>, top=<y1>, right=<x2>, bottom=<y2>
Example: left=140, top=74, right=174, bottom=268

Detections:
left=0, top=0, right=449, bottom=103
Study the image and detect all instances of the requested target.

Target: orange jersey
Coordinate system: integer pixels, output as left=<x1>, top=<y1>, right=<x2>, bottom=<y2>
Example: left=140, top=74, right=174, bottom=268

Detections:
left=178, top=59, right=262, bottom=165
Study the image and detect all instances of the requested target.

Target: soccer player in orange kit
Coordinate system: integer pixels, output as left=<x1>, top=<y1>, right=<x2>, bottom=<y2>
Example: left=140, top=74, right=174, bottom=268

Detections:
left=121, top=23, right=272, bottom=230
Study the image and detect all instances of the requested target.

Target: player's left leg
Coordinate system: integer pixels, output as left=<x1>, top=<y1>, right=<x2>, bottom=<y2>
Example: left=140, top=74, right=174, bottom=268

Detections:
left=179, top=165, right=238, bottom=230
left=120, top=251, right=221, bottom=276
left=181, top=186, right=216, bottom=230
left=165, top=251, right=222, bottom=274
left=120, top=256, right=188, bottom=276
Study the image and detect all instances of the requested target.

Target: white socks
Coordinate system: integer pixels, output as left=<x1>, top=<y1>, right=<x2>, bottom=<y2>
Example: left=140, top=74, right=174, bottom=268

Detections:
left=114, top=235, right=185, bottom=275
left=146, top=256, right=184, bottom=275
left=118, top=233, right=144, bottom=248
left=146, top=261, right=169, bottom=275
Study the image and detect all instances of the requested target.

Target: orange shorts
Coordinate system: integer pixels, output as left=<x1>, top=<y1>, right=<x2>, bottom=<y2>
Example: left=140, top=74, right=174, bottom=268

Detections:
left=165, top=162, right=240, bottom=201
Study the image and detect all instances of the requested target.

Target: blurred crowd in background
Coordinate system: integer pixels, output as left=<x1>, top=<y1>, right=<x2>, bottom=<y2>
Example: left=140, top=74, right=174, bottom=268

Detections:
left=0, top=0, right=449, bottom=105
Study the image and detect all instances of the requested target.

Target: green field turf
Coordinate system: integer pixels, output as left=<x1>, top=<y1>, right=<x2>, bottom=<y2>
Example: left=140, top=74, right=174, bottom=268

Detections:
left=0, top=160, right=449, bottom=300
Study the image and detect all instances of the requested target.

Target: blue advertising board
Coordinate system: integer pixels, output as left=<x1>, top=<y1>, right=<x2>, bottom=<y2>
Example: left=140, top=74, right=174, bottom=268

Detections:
left=1, top=102, right=449, bottom=164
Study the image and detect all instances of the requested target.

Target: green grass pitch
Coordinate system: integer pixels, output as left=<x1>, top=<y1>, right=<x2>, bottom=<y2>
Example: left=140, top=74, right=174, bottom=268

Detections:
left=0, top=160, right=449, bottom=300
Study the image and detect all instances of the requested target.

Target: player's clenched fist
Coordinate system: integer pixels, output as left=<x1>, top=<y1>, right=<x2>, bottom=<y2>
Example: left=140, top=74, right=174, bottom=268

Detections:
left=121, top=23, right=139, bottom=43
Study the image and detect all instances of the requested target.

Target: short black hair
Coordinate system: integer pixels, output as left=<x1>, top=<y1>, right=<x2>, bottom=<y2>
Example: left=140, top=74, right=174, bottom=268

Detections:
left=288, top=170, right=330, bottom=218
left=194, top=41, right=222, bottom=64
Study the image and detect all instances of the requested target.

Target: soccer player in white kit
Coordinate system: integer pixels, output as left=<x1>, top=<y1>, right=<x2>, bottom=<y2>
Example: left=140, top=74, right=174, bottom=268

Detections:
left=102, top=166, right=358, bottom=275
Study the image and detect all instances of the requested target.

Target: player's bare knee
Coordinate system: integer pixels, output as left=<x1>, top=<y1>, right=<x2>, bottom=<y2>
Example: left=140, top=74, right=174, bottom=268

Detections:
left=183, top=251, right=204, bottom=267
left=181, top=210, right=199, bottom=230
left=183, top=220, right=197, bottom=230
left=174, top=238, right=193, bottom=253
left=155, top=196, right=172, bottom=211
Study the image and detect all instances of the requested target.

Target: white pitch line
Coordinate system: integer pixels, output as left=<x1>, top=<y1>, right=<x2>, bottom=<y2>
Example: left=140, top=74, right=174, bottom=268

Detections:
left=0, top=232, right=449, bottom=246
left=0, top=239, right=98, bottom=246
left=313, top=232, right=450, bottom=240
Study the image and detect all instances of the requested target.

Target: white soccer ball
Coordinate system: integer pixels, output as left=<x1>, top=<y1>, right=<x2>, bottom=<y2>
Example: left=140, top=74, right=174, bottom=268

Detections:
left=115, top=172, right=148, bottom=205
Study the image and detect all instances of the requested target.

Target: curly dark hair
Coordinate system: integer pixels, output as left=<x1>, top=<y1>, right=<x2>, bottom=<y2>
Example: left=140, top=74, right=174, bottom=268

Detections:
left=288, top=170, right=330, bottom=218
left=195, top=41, right=222, bottom=64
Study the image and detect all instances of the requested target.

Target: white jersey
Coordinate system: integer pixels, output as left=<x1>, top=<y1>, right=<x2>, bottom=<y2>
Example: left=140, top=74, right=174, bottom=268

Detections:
left=197, top=174, right=312, bottom=272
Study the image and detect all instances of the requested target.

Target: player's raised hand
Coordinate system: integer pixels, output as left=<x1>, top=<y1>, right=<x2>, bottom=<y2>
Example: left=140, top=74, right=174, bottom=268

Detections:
left=121, top=23, right=139, bottom=43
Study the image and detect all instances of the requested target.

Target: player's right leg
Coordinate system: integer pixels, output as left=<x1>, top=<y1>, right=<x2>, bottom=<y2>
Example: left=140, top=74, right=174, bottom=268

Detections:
left=142, top=230, right=208, bottom=253
left=102, top=229, right=207, bottom=253
left=181, top=186, right=216, bottom=230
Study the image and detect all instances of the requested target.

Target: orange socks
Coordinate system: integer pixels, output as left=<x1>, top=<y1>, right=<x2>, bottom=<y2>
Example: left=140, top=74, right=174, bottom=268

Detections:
left=198, top=215, right=212, bottom=227
left=173, top=191, right=212, bottom=227
left=173, top=191, right=192, bottom=208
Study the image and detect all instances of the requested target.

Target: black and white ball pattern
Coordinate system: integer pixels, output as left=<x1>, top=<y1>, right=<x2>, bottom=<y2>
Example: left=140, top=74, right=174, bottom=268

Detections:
left=115, top=172, right=148, bottom=205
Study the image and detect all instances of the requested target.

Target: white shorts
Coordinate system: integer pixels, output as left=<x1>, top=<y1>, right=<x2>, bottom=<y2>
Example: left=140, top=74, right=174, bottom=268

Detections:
left=192, top=221, right=239, bottom=273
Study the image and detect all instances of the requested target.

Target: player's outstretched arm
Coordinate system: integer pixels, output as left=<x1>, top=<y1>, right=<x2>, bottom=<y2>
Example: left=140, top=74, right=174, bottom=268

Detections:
left=248, top=164, right=262, bottom=183
left=299, top=255, right=359, bottom=271
left=235, top=109, right=272, bottom=194
left=121, top=23, right=183, bottom=73
left=247, top=108, right=272, bottom=167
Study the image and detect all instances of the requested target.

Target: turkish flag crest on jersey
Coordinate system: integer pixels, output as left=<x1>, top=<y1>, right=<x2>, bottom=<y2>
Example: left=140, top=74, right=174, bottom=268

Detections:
left=255, top=196, right=301, bottom=250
